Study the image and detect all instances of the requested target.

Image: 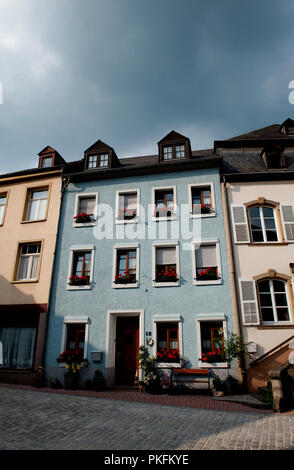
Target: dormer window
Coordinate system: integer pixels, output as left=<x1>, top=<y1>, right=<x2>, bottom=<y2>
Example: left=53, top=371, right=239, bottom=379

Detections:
left=87, top=153, right=109, bottom=169
left=41, top=156, right=53, bottom=168
left=158, top=130, right=191, bottom=163
left=280, top=118, right=294, bottom=136
left=261, top=145, right=285, bottom=169
left=162, top=144, right=186, bottom=160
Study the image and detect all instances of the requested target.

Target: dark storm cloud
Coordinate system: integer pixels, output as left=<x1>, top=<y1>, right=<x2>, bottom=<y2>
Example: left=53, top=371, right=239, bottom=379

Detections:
left=1, top=0, right=294, bottom=173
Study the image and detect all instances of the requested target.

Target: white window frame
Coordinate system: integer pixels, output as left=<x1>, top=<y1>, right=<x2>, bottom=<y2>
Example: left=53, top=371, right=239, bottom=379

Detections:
left=152, top=185, right=177, bottom=221
left=112, top=243, right=139, bottom=288
left=196, top=314, right=228, bottom=368
left=248, top=205, right=280, bottom=244
left=67, top=245, right=95, bottom=290
left=152, top=241, right=180, bottom=287
left=73, top=192, right=98, bottom=227
left=16, top=242, right=42, bottom=281
left=152, top=315, right=183, bottom=368
left=59, top=316, right=89, bottom=365
left=192, top=240, right=222, bottom=286
left=188, top=183, right=216, bottom=219
left=115, top=189, right=140, bottom=224
left=0, top=191, right=8, bottom=226
left=25, top=187, right=49, bottom=222
left=257, top=278, right=292, bottom=326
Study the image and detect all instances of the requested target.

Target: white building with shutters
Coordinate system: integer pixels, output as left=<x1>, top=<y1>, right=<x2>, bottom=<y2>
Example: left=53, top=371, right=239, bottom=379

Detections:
left=216, top=118, right=294, bottom=392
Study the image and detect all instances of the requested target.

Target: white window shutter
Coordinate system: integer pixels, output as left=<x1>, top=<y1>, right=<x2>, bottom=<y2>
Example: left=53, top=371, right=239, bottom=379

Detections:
left=239, top=278, right=260, bottom=326
left=231, top=205, right=250, bottom=243
left=280, top=204, right=294, bottom=242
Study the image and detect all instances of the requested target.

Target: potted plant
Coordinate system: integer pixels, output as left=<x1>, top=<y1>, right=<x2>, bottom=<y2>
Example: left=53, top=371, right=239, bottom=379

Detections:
left=74, top=212, right=92, bottom=223
left=137, top=345, right=161, bottom=394
left=221, top=332, right=246, bottom=394
left=56, top=350, right=88, bottom=390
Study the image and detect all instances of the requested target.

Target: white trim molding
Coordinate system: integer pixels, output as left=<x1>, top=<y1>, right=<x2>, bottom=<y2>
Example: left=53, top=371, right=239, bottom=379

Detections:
left=152, top=314, right=183, bottom=368
left=188, top=182, right=216, bottom=219
left=105, top=309, right=145, bottom=385
left=191, top=239, right=222, bottom=286
left=112, top=243, right=140, bottom=288
left=196, top=313, right=228, bottom=368
left=60, top=316, right=89, bottom=360
left=67, top=245, right=95, bottom=290
left=115, top=188, right=140, bottom=224
left=73, top=192, right=99, bottom=227
left=152, top=241, right=180, bottom=287
left=151, top=185, right=178, bottom=222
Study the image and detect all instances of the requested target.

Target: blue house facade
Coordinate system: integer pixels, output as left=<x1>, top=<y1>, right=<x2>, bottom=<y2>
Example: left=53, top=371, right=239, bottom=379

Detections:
left=44, top=131, right=238, bottom=386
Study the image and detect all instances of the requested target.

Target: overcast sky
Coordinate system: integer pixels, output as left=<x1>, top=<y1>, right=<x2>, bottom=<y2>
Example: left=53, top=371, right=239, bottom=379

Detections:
left=1, top=0, right=294, bottom=174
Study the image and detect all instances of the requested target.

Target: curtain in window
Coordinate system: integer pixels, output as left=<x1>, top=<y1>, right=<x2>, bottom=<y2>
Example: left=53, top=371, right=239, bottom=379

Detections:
left=0, top=327, right=36, bottom=369
left=156, top=247, right=176, bottom=265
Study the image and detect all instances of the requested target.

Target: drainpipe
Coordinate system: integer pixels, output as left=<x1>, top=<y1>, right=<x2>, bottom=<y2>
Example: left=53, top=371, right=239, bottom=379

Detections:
left=42, top=169, right=71, bottom=378
left=221, top=177, right=244, bottom=386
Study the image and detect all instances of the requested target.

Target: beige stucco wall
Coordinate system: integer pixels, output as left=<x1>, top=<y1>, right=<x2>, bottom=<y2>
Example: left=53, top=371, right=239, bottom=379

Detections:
left=226, top=180, right=294, bottom=363
left=0, top=171, right=62, bottom=305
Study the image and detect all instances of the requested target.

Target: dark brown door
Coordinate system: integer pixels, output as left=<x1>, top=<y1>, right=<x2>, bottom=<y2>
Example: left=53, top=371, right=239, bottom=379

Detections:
left=115, top=317, right=139, bottom=385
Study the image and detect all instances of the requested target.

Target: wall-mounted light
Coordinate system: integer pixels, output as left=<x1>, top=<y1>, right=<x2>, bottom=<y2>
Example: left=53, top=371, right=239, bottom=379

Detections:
left=289, top=263, right=294, bottom=274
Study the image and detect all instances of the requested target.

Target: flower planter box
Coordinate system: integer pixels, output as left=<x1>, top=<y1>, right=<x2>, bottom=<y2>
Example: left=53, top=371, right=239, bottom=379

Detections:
left=114, top=274, right=136, bottom=284
left=74, top=213, right=92, bottom=223
left=155, top=275, right=178, bottom=283
left=68, top=276, right=90, bottom=286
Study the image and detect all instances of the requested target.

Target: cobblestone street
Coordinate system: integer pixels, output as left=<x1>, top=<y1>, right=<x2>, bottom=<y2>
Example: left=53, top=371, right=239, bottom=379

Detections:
left=1, top=386, right=294, bottom=450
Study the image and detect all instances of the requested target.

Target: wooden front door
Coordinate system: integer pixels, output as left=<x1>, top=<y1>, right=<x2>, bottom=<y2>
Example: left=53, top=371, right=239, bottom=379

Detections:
left=115, top=317, right=139, bottom=385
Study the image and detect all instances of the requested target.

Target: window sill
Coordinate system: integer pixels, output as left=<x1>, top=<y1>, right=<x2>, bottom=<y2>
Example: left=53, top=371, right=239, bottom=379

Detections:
left=193, top=280, right=222, bottom=286
left=112, top=282, right=139, bottom=289
left=152, top=216, right=177, bottom=222
left=115, top=218, right=139, bottom=225
left=257, top=323, right=293, bottom=329
left=73, top=222, right=96, bottom=228
left=248, top=242, right=288, bottom=246
left=11, top=279, right=39, bottom=284
left=152, top=281, right=180, bottom=287
left=190, top=213, right=216, bottom=219
left=67, top=285, right=92, bottom=291
left=198, top=361, right=227, bottom=368
left=156, top=362, right=182, bottom=368
left=21, top=219, right=47, bottom=224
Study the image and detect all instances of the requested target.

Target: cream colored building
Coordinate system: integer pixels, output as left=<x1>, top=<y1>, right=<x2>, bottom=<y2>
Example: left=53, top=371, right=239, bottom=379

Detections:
left=216, top=119, right=294, bottom=393
left=0, top=146, right=64, bottom=384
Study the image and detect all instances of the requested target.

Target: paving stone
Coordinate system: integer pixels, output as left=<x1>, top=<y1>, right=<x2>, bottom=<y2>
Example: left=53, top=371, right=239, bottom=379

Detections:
left=0, top=385, right=294, bottom=450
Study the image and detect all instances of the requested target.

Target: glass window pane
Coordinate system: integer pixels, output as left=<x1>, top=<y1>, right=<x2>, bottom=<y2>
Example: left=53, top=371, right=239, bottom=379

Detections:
left=258, top=280, right=270, bottom=292
left=18, top=257, right=29, bottom=279
left=252, top=230, right=264, bottom=242
left=273, top=280, right=285, bottom=292
left=249, top=207, right=260, bottom=218
left=266, top=230, right=278, bottom=242
left=262, top=207, right=274, bottom=218
left=259, top=293, right=272, bottom=307
left=261, top=308, right=274, bottom=322
left=275, top=293, right=288, bottom=307
left=276, top=308, right=289, bottom=322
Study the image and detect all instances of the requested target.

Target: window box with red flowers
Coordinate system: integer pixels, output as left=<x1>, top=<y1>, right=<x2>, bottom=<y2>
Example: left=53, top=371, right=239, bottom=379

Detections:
left=68, top=274, right=90, bottom=286
left=74, top=212, right=93, bottom=224
left=156, top=348, right=180, bottom=363
left=118, top=209, right=137, bottom=221
left=195, top=266, right=220, bottom=282
left=201, top=348, right=225, bottom=363
left=114, top=271, right=136, bottom=284
left=192, top=204, right=215, bottom=215
left=155, top=268, right=178, bottom=283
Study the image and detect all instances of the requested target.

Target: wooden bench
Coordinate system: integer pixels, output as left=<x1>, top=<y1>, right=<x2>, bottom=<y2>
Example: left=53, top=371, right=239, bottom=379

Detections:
left=171, top=368, right=211, bottom=392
